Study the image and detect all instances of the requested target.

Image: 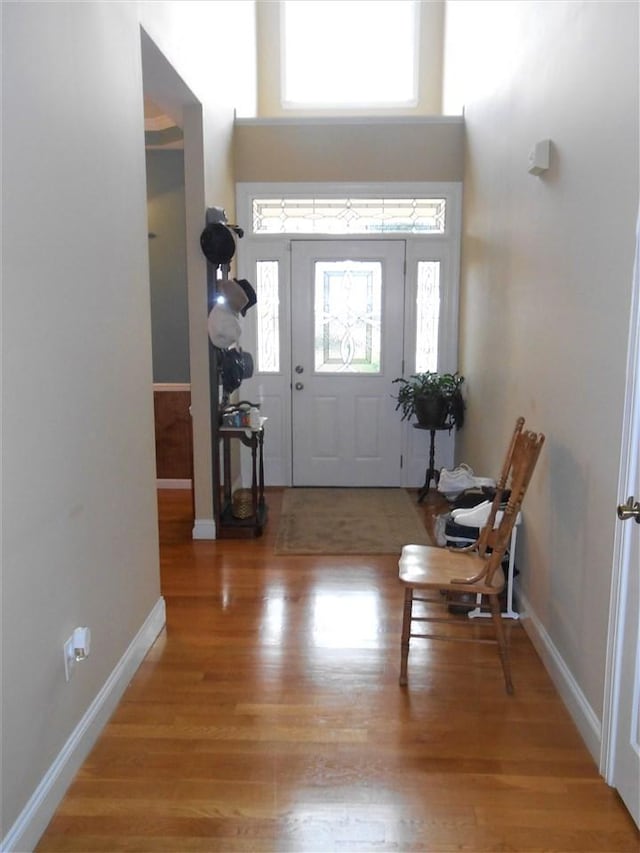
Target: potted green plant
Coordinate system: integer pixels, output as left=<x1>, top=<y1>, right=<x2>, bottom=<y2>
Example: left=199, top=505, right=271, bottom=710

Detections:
left=392, top=371, right=465, bottom=430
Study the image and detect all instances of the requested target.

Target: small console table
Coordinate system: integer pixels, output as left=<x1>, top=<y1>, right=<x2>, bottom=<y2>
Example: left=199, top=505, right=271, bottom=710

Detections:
left=216, top=425, right=267, bottom=537
left=414, top=424, right=451, bottom=503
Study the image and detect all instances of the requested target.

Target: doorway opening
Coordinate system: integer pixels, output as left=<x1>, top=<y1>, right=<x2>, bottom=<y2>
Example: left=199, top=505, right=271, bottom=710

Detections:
left=140, top=28, right=208, bottom=530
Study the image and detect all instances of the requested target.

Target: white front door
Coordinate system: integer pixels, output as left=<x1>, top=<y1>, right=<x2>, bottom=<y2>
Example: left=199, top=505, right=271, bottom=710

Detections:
left=290, top=240, right=405, bottom=486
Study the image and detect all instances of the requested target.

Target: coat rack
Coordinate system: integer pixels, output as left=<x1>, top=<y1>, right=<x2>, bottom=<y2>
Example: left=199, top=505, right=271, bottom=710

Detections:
left=204, top=207, right=233, bottom=528
left=203, top=208, right=265, bottom=537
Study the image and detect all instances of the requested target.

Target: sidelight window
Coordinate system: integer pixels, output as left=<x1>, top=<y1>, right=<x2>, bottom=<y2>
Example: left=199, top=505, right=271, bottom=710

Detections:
left=256, top=260, right=281, bottom=373
left=415, top=261, right=441, bottom=373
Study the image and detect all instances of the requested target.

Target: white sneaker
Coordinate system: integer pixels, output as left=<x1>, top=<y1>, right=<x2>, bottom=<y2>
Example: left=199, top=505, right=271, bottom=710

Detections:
left=451, top=500, right=491, bottom=524
left=453, top=502, right=522, bottom=529
left=437, top=464, right=476, bottom=497
left=452, top=502, right=498, bottom=528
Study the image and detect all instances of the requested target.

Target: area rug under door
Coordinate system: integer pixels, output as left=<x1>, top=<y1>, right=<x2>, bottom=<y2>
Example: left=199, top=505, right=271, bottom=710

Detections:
left=275, top=488, right=431, bottom=555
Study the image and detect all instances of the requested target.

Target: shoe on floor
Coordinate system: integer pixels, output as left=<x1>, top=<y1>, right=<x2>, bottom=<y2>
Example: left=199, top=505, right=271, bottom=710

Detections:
left=452, top=502, right=521, bottom=529
left=437, top=464, right=476, bottom=498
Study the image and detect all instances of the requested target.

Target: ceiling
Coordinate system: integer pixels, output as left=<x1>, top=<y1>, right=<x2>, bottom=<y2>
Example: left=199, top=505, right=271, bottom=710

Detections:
left=144, top=96, right=183, bottom=149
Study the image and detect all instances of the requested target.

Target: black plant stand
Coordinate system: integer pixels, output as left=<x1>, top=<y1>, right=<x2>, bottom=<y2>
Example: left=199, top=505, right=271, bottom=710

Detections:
left=414, top=424, right=450, bottom=502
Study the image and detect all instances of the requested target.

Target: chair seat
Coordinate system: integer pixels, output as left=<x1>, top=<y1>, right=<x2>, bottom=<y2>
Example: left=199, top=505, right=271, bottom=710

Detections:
left=398, top=543, right=505, bottom=595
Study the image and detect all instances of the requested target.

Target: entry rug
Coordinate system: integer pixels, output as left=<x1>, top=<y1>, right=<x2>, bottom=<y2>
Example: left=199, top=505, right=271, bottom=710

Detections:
left=275, top=488, right=431, bottom=555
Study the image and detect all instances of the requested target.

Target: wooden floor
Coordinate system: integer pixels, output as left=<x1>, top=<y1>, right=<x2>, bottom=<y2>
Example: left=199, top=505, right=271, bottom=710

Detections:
left=37, top=489, right=638, bottom=852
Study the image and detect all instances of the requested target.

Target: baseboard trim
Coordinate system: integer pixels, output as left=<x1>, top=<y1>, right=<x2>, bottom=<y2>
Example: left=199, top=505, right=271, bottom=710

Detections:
left=1, top=597, right=166, bottom=853
left=153, top=382, right=190, bottom=392
left=156, top=478, right=192, bottom=490
left=517, top=588, right=601, bottom=763
left=192, top=518, right=217, bottom=540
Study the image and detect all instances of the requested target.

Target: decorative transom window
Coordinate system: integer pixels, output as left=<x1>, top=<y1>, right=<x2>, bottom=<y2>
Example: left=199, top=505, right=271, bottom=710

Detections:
left=252, top=198, right=446, bottom=235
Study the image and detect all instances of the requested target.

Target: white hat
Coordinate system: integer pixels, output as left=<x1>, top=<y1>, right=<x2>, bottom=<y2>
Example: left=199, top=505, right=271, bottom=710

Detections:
left=207, top=302, right=242, bottom=349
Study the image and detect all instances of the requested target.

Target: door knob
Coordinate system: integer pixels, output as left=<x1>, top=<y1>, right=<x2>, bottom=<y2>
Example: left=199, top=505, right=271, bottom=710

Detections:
left=295, top=382, right=304, bottom=391
left=617, top=496, right=640, bottom=523
left=295, top=365, right=304, bottom=374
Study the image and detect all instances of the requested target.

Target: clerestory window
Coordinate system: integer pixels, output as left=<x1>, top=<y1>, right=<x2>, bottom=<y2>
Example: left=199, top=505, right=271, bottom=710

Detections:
left=281, top=0, right=419, bottom=108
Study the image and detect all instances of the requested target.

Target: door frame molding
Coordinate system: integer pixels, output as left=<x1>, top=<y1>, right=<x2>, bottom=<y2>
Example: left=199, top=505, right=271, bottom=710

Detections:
left=601, top=208, right=640, bottom=820
left=235, top=181, right=462, bottom=487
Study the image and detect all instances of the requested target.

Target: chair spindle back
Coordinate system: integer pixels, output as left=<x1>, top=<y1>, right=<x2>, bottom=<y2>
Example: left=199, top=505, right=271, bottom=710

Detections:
left=483, top=428, right=545, bottom=587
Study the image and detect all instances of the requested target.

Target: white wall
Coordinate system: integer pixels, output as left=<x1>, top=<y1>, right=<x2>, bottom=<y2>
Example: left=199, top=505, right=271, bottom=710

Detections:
left=234, top=117, right=464, bottom=182
left=444, top=0, right=639, bottom=737
left=1, top=1, right=255, bottom=847
left=146, top=149, right=190, bottom=383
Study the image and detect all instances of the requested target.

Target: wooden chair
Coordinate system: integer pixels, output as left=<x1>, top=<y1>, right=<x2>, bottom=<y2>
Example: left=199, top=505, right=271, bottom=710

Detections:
left=399, top=420, right=545, bottom=694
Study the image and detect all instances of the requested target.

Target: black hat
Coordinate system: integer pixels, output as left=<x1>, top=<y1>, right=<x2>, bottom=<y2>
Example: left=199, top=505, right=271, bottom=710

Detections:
left=200, top=223, right=236, bottom=266
left=218, top=348, right=254, bottom=394
left=234, top=278, right=257, bottom=316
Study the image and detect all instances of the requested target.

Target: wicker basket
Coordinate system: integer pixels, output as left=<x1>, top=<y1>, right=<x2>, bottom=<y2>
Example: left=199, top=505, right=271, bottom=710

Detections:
left=232, top=488, right=254, bottom=519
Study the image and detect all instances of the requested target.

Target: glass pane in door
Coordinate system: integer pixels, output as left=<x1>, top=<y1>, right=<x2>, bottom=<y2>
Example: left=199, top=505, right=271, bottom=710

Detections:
left=313, top=260, right=382, bottom=373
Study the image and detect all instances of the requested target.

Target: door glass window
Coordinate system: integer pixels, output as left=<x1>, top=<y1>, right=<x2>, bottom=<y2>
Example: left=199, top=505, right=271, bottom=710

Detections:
left=313, top=260, right=382, bottom=374
left=415, top=261, right=440, bottom=372
left=256, top=260, right=280, bottom=372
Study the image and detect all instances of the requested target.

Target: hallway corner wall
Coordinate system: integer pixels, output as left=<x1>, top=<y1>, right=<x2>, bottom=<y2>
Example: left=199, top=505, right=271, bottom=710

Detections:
left=444, top=0, right=639, bottom=732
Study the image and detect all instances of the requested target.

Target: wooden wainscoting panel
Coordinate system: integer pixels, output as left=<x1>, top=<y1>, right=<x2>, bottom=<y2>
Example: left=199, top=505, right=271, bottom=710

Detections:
left=153, top=384, right=193, bottom=481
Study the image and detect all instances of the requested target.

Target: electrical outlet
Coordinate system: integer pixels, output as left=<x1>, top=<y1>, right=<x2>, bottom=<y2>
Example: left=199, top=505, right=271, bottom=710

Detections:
left=63, top=635, right=76, bottom=682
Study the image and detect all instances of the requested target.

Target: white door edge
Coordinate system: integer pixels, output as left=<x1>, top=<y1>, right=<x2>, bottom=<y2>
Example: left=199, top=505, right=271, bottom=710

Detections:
left=601, top=207, right=640, bottom=826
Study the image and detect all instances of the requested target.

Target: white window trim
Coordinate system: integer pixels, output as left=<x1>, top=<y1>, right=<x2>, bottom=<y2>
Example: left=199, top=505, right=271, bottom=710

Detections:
left=235, top=182, right=462, bottom=487
left=236, top=182, right=461, bottom=374
left=236, top=181, right=462, bottom=241
left=279, top=0, right=420, bottom=110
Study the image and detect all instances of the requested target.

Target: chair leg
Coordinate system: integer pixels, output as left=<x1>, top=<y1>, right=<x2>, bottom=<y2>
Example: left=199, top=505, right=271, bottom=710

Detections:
left=399, top=587, right=413, bottom=686
left=489, top=593, right=514, bottom=694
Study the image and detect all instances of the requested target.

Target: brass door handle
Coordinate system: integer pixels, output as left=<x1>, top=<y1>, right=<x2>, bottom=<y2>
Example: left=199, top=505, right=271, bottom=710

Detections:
left=295, top=382, right=304, bottom=391
left=617, top=496, right=640, bottom=523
